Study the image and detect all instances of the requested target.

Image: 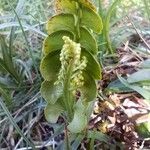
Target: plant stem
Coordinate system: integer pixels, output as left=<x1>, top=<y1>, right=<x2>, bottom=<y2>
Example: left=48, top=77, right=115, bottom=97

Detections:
left=63, top=2, right=82, bottom=122
left=104, top=0, right=120, bottom=54
left=64, top=122, right=70, bottom=150
left=63, top=62, right=74, bottom=122
left=63, top=62, right=74, bottom=150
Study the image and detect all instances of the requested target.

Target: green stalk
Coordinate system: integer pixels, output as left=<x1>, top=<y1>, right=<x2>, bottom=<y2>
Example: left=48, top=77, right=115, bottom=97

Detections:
left=64, top=123, right=71, bottom=150
left=98, top=0, right=106, bottom=55
left=104, top=0, right=120, bottom=54
left=62, top=3, right=82, bottom=149
left=62, top=61, right=74, bottom=150
left=62, top=1, right=82, bottom=122
left=63, top=62, right=74, bottom=122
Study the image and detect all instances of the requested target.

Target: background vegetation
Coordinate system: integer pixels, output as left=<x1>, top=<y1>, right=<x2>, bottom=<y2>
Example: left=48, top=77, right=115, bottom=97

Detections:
left=0, top=0, right=150, bottom=149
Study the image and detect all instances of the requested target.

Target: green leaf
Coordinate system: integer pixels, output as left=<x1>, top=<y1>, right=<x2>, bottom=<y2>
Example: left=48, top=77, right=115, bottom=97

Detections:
left=55, top=0, right=76, bottom=14
left=0, top=58, right=7, bottom=73
left=106, top=79, right=133, bottom=93
left=40, top=50, right=60, bottom=81
left=140, top=59, right=150, bottom=69
left=118, top=75, right=150, bottom=100
left=0, top=76, right=16, bottom=89
left=72, top=134, right=85, bottom=150
left=44, top=102, right=64, bottom=123
left=81, top=72, right=97, bottom=102
left=43, top=30, right=74, bottom=55
left=104, top=0, right=120, bottom=54
left=0, top=86, right=12, bottom=107
left=0, top=36, right=20, bottom=82
left=86, top=101, right=95, bottom=122
left=127, top=69, right=150, bottom=83
left=78, top=0, right=97, bottom=12
left=68, top=101, right=87, bottom=133
left=40, top=80, right=62, bottom=104
left=81, top=49, right=101, bottom=79
left=80, top=27, right=97, bottom=54
left=81, top=6, right=103, bottom=33
left=87, top=130, right=110, bottom=143
left=46, top=13, right=75, bottom=35
left=55, top=0, right=96, bottom=14
left=6, top=2, right=40, bottom=79
left=135, top=115, right=150, bottom=138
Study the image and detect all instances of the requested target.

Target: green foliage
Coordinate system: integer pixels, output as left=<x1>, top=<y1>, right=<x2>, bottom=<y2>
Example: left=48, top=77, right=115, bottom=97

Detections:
left=103, top=0, right=121, bottom=54
left=0, top=96, right=36, bottom=149
left=46, top=14, right=75, bottom=34
left=118, top=75, right=150, bottom=100
left=127, top=69, right=150, bottom=83
left=40, top=50, right=61, bottom=81
left=41, top=81, right=63, bottom=104
left=117, top=59, right=150, bottom=101
left=68, top=100, right=87, bottom=133
left=43, top=30, right=74, bottom=55
left=40, top=0, right=102, bottom=136
left=0, top=36, right=21, bottom=83
left=98, top=0, right=121, bottom=54
left=1, top=0, right=149, bottom=148
left=44, top=102, right=64, bottom=123
left=135, top=115, right=150, bottom=138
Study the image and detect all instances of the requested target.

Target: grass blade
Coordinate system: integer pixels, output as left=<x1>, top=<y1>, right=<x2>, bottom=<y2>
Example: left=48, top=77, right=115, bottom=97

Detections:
left=9, top=0, right=26, bottom=53
left=104, top=0, right=120, bottom=54
left=7, top=0, right=41, bottom=81
left=0, top=93, right=36, bottom=149
left=72, top=134, right=84, bottom=150
left=0, top=36, right=21, bottom=83
left=118, top=74, right=150, bottom=100
left=0, top=22, right=47, bottom=37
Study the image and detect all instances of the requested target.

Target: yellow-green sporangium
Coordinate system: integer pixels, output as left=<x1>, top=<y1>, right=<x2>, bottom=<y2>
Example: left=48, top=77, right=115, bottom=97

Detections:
left=55, top=36, right=87, bottom=89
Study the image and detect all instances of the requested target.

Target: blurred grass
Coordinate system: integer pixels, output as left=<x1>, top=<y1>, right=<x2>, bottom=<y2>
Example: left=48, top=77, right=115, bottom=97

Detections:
left=0, top=0, right=150, bottom=149
left=0, top=0, right=51, bottom=149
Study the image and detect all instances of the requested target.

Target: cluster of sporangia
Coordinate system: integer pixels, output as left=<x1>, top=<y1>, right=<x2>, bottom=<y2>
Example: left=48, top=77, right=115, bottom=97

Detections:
left=56, top=36, right=87, bottom=90
left=40, top=0, right=103, bottom=133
